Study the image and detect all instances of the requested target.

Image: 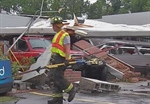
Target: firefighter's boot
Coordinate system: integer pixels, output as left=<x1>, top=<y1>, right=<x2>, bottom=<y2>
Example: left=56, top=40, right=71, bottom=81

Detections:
left=47, top=97, right=63, bottom=104
left=68, top=86, right=77, bottom=102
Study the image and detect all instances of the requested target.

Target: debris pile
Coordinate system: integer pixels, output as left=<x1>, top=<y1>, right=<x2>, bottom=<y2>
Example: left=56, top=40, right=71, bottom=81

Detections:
left=74, top=40, right=150, bottom=83
left=122, top=71, right=148, bottom=83
left=102, top=54, right=149, bottom=83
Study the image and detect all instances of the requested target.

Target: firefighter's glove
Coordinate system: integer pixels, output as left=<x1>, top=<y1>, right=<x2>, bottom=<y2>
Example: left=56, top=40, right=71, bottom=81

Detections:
left=64, top=60, right=70, bottom=66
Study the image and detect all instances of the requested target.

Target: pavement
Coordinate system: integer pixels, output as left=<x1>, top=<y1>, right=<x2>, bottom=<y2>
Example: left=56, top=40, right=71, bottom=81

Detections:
left=2, top=80, right=150, bottom=104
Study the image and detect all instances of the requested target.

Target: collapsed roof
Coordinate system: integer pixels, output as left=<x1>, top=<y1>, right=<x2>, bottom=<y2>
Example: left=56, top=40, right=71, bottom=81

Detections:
left=0, top=17, right=150, bottom=37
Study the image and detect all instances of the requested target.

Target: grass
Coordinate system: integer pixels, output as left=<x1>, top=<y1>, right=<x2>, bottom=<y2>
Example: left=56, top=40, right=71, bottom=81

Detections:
left=0, top=96, right=19, bottom=102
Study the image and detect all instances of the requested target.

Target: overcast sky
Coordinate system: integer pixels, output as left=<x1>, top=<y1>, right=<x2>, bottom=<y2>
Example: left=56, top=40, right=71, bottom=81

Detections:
left=85, top=0, right=97, bottom=4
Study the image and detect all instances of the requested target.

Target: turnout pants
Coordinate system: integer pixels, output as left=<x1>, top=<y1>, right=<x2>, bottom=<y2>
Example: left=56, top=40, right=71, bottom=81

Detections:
left=47, top=53, right=72, bottom=98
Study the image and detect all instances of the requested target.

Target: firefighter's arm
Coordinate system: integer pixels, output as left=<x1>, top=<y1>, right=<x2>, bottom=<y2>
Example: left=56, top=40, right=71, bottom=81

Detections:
left=64, top=43, right=70, bottom=60
left=63, top=34, right=71, bottom=60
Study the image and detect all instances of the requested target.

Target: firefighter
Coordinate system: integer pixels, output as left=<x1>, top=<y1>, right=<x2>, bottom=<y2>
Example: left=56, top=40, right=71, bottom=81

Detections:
left=47, top=16, right=76, bottom=104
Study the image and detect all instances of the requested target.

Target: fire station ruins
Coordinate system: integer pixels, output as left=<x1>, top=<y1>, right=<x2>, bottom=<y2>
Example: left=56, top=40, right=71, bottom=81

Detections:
left=0, top=12, right=150, bottom=93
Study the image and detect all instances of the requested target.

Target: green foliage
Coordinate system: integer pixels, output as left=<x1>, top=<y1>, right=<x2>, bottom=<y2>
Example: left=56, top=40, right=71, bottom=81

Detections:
left=11, top=62, right=19, bottom=76
left=0, top=45, right=35, bottom=76
left=130, top=0, right=147, bottom=12
left=0, top=0, right=50, bottom=15
left=0, top=0, right=149, bottom=19
left=118, top=7, right=129, bottom=14
left=11, top=57, right=35, bottom=78
left=88, top=0, right=102, bottom=19
left=0, top=46, right=9, bottom=60
left=111, top=0, right=121, bottom=13
left=142, top=0, right=150, bottom=11
left=0, top=45, right=18, bottom=76
left=21, top=57, right=36, bottom=68
left=119, top=0, right=150, bottom=14
left=11, top=57, right=35, bottom=79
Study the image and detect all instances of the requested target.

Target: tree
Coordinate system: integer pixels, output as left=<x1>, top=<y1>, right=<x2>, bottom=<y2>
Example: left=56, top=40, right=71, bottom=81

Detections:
left=119, top=0, right=150, bottom=13
left=63, top=0, right=85, bottom=19
left=118, top=0, right=131, bottom=14
left=0, top=0, right=149, bottom=19
left=0, top=0, right=47, bottom=14
left=46, top=0, right=86, bottom=19
left=88, top=0, right=102, bottom=19
left=130, top=0, right=148, bottom=12
left=101, top=0, right=114, bottom=15
left=82, top=0, right=91, bottom=18
left=46, top=0, right=62, bottom=17
left=111, top=0, right=121, bottom=14
left=143, top=0, right=150, bottom=11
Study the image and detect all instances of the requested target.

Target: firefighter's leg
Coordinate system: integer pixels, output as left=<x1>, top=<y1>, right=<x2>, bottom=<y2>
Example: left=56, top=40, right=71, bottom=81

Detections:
left=49, top=54, right=77, bottom=102
left=64, top=83, right=77, bottom=102
left=47, top=69, right=63, bottom=104
left=53, top=66, right=77, bottom=102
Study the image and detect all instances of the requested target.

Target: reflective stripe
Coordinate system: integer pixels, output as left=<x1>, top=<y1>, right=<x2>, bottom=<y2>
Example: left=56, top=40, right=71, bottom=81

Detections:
left=56, top=31, right=64, bottom=43
left=52, top=93, right=63, bottom=98
left=52, top=31, right=65, bottom=52
left=64, top=83, right=73, bottom=93
left=52, top=43, right=65, bottom=52
left=51, top=30, right=67, bottom=57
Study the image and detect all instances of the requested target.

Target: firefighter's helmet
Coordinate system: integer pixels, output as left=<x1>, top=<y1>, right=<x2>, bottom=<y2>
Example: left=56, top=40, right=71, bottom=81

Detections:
left=50, top=16, right=63, bottom=24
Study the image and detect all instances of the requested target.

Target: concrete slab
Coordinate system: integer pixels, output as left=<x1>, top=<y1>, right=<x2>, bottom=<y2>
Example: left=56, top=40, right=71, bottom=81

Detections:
left=79, top=77, right=120, bottom=92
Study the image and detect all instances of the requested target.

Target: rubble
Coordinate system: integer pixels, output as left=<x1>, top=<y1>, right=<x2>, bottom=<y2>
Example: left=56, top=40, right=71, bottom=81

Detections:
left=74, top=40, right=132, bottom=80
left=74, top=40, right=150, bottom=83
left=13, top=80, right=28, bottom=90
left=9, top=39, right=150, bottom=95
left=79, top=77, right=120, bottom=93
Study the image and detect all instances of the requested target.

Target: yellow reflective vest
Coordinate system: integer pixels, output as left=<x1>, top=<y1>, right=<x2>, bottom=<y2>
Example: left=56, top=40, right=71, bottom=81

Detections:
left=51, top=30, right=69, bottom=57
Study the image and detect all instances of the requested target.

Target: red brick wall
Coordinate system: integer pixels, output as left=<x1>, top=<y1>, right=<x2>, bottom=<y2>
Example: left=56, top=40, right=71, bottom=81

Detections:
left=64, top=69, right=81, bottom=83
